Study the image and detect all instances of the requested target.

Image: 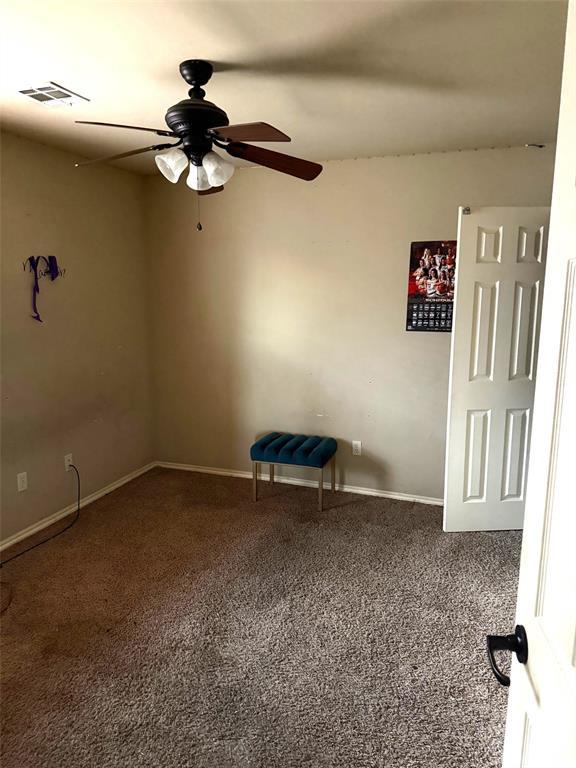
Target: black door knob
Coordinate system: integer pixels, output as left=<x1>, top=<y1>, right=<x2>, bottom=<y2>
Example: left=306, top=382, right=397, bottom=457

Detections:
left=486, top=624, right=528, bottom=687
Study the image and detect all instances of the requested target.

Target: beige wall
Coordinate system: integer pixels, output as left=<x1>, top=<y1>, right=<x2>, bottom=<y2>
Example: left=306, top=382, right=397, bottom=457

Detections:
left=0, top=137, right=557, bottom=543
left=1, top=132, right=153, bottom=541
left=145, top=146, right=555, bottom=500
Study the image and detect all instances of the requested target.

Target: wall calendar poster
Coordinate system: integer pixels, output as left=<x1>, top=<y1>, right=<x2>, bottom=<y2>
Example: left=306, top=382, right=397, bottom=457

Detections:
left=406, top=240, right=457, bottom=332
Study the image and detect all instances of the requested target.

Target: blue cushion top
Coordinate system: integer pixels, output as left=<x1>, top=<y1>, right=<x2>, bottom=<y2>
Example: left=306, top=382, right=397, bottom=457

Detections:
left=250, top=432, right=337, bottom=468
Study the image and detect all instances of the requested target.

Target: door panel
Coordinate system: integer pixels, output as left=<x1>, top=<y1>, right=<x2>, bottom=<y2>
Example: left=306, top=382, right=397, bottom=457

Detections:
left=509, top=280, right=540, bottom=381
left=444, top=207, right=549, bottom=532
left=469, top=281, right=499, bottom=380
left=501, top=3, right=576, bottom=763
left=500, top=407, right=530, bottom=502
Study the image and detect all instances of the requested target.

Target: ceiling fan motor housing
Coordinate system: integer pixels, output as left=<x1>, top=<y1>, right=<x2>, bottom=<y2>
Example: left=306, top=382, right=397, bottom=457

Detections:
left=165, top=99, right=229, bottom=162
left=164, top=59, right=230, bottom=164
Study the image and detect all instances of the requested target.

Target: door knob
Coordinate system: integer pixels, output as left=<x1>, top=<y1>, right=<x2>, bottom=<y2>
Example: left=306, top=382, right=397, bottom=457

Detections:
left=486, top=624, right=528, bottom=687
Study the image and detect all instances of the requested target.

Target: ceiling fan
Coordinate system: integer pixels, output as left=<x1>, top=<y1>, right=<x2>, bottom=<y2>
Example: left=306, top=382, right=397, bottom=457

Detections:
left=75, top=59, right=323, bottom=194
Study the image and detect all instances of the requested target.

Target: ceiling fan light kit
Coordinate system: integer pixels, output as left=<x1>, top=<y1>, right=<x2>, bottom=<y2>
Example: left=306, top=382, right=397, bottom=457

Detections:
left=74, top=58, right=323, bottom=194
left=202, top=151, right=235, bottom=186
left=154, top=147, right=188, bottom=183
left=155, top=147, right=236, bottom=190
left=186, top=162, right=211, bottom=192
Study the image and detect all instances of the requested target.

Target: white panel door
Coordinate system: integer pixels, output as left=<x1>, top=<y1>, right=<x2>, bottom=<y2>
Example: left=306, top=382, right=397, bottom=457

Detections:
left=501, top=1, right=576, bottom=764
left=444, top=206, right=549, bottom=532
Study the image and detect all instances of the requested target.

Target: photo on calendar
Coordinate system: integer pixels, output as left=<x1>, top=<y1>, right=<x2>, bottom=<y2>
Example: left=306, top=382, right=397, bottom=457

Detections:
left=405, top=240, right=457, bottom=332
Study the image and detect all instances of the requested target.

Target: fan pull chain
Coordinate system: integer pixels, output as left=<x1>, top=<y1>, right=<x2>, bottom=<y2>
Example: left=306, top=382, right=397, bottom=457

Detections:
left=196, top=192, right=203, bottom=232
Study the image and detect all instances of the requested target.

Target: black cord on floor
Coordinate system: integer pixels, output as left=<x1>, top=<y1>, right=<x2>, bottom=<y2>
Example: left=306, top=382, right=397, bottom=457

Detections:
left=0, top=464, right=81, bottom=614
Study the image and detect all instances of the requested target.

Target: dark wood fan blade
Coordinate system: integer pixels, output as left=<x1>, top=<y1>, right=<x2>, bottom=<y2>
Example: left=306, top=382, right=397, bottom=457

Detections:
left=225, top=142, right=322, bottom=181
left=209, top=122, right=290, bottom=143
left=76, top=120, right=175, bottom=137
left=75, top=143, right=176, bottom=167
left=198, top=186, right=224, bottom=196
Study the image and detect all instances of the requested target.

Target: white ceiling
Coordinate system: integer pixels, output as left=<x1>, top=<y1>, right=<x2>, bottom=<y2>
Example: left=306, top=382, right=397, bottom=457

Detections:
left=0, top=1, right=567, bottom=174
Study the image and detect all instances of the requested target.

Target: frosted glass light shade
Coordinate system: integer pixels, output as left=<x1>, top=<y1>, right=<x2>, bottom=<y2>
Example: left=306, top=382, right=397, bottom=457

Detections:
left=154, top=148, right=188, bottom=183
left=186, top=162, right=211, bottom=191
left=202, top=151, right=235, bottom=187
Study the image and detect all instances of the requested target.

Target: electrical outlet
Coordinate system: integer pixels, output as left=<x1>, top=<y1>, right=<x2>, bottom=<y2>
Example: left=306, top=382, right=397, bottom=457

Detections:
left=17, top=472, right=28, bottom=492
left=64, top=454, right=73, bottom=472
left=352, top=440, right=362, bottom=456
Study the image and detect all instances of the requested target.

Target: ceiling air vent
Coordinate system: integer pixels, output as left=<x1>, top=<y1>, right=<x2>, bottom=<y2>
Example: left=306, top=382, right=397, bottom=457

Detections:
left=18, top=82, right=89, bottom=108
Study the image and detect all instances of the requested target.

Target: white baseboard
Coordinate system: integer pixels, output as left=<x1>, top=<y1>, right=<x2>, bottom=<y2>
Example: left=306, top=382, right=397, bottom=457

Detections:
left=1, top=459, right=443, bottom=552
left=156, top=461, right=444, bottom=507
left=0, top=462, right=156, bottom=553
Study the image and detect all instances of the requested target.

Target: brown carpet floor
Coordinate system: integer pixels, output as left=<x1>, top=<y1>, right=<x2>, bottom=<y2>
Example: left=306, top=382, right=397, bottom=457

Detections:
left=0, top=468, right=520, bottom=768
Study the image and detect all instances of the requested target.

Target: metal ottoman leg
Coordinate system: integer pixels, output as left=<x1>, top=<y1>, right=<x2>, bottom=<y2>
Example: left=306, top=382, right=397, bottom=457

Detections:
left=318, top=466, right=323, bottom=512
left=253, top=462, right=259, bottom=501
left=331, top=455, right=336, bottom=492
left=270, top=463, right=275, bottom=484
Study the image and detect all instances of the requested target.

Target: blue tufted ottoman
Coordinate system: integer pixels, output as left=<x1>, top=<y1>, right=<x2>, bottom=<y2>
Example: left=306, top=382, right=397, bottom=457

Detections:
left=250, top=432, right=338, bottom=511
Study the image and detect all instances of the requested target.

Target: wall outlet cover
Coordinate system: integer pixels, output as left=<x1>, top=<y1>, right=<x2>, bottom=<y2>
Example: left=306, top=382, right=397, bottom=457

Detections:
left=352, top=441, right=362, bottom=456
left=64, top=454, right=73, bottom=471
left=17, top=471, right=28, bottom=492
